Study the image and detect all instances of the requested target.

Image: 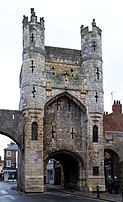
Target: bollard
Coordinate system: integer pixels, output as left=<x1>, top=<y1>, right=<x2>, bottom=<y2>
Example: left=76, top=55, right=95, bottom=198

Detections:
left=97, top=185, right=100, bottom=198
left=70, top=183, right=73, bottom=193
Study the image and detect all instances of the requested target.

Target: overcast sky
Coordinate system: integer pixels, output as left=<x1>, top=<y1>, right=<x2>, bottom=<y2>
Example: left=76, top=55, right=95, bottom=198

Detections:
left=0, top=0, right=123, bottom=158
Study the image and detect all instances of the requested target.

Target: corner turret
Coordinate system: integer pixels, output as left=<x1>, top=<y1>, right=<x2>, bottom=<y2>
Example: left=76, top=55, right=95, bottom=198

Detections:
left=19, top=8, right=45, bottom=110
left=22, top=8, right=45, bottom=52
left=81, top=19, right=102, bottom=38
left=80, top=19, right=103, bottom=114
left=80, top=19, right=102, bottom=62
left=80, top=20, right=104, bottom=193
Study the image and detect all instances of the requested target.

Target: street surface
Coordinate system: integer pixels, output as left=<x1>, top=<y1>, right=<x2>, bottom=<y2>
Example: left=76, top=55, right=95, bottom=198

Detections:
left=0, top=181, right=102, bottom=202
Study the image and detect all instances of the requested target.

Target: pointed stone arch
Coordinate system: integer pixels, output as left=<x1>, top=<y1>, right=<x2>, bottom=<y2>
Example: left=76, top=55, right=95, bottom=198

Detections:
left=43, top=91, right=88, bottom=190
left=0, top=110, right=23, bottom=148
left=44, top=149, right=85, bottom=190
left=45, top=91, right=87, bottom=113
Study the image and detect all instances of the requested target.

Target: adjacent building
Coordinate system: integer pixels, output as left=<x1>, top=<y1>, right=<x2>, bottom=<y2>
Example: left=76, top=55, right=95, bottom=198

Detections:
left=3, top=142, right=18, bottom=181
left=104, top=100, right=123, bottom=189
left=0, top=156, right=4, bottom=180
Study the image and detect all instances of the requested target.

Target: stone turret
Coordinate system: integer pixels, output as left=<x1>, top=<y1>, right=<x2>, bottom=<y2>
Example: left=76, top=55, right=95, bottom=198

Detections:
left=80, top=19, right=103, bottom=113
left=19, top=8, right=45, bottom=110
left=19, top=9, right=45, bottom=193
left=80, top=20, right=105, bottom=192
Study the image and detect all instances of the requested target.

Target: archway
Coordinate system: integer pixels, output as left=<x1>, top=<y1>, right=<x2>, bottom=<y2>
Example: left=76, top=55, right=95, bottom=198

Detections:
left=104, top=149, right=119, bottom=190
left=44, top=150, right=83, bottom=190
left=43, top=91, right=87, bottom=191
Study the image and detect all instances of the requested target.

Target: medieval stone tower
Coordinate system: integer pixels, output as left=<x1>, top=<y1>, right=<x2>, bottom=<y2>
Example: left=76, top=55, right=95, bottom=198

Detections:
left=19, top=8, right=105, bottom=192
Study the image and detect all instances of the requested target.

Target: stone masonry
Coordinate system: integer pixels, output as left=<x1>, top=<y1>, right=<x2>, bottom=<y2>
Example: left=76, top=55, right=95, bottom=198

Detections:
left=1, top=8, right=119, bottom=193
left=18, top=8, right=105, bottom=192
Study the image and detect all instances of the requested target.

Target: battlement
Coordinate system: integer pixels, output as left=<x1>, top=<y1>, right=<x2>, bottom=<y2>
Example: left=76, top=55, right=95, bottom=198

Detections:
left=23, top=8, right=44, bottom=29
left=80, top=19, right=102, bottom=37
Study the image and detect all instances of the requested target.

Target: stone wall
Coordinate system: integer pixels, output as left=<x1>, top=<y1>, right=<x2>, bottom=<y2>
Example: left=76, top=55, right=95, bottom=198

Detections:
left=12, top=10, right=105, bottom=192
left=0, top=110, right=23, bottom=146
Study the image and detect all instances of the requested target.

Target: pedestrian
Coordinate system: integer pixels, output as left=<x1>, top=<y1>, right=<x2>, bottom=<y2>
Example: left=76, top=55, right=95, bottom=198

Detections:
left=107, top=176, right=113, bottom=194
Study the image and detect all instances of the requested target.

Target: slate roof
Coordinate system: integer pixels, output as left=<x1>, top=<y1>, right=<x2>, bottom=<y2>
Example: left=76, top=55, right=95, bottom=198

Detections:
left=4, top=143, right=18, bottom=151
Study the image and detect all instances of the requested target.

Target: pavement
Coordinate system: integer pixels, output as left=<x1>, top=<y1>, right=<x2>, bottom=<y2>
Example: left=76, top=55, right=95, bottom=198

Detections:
left=5, top=182, right=123, bottom=202
left=47, top=184, right=123, bottom=202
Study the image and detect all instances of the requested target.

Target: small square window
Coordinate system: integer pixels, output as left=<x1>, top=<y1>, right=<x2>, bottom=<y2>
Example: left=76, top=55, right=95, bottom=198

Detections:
left=6, top=151, right=11, bottom=157
left=93, top=166, right=99, bottom=176
left=6, top=160, right=11, bottom=167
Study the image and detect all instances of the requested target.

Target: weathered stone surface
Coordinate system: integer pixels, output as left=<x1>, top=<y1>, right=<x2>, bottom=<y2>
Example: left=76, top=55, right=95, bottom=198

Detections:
left=0, top=110, right=23, bottom=147
left=1, top=10, right=117, bottom=193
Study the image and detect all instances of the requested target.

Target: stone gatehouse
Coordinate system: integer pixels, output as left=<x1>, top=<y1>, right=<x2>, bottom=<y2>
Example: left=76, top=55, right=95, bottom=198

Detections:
left=0, top=8, right=123, bottom=193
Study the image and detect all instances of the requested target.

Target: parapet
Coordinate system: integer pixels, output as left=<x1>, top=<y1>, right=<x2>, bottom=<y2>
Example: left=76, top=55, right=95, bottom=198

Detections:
left=80, top=19, right=102, bottom=37
left=22, top=8, right=45, bottom=29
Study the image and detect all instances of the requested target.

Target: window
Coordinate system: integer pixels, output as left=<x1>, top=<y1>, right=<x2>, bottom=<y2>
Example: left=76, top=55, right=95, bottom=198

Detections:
left=6, top=151, right=11, bottom=157
left=31, top=122, right=38, bottom=140
left=93, top=166, right=99, bottom=176
left=6, top=160, right=11, bottom=167
left=96, top=67, right=100, bottom=80
left=93, top=125, right=98, bottom=142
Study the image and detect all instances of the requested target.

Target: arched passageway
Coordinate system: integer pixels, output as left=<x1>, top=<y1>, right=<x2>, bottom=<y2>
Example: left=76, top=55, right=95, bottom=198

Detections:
left=0, top=110, right=23, bottom=189
left=45, top=150, right=83, bottom=190
left=104, top=149, right=119, bottom=190
left=43, top=92, right=87, bottom=191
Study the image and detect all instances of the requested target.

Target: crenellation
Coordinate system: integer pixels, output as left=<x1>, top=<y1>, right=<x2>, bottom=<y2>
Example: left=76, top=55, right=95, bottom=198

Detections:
left=40, top=17, right=45, bottom=29
left=81, top=19, right=102, bottom=39
left=80, top=25, right=89, bottom=36
left=23, top=15, right=28, bottom=26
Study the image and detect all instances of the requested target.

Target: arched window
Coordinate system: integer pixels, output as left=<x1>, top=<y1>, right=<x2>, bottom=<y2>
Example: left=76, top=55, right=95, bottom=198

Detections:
left=31, top=122, right=38, bottom=140
left=93, top=125, right=98, bottom=143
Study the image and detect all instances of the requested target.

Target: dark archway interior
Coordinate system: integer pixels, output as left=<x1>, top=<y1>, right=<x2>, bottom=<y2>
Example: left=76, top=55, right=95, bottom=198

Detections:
left=104, top=149, right=119, bottom=178
left=47, top=151, right=80, bottom=190
left=104, top=149, right=119, bottom=189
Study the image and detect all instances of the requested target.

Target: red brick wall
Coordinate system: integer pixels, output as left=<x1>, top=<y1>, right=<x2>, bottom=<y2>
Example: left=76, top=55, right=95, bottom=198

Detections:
left=103, top=100, right=123, bottom=133
left=4, top=150, right=17, bottom=169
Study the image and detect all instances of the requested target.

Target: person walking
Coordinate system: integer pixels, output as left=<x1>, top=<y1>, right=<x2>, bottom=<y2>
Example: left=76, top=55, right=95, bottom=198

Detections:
left=107, top=176, right=113, bottom=194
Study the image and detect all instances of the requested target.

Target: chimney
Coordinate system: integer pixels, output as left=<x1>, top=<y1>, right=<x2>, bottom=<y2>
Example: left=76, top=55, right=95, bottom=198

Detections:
left=112, top=100, right=122, bottom=114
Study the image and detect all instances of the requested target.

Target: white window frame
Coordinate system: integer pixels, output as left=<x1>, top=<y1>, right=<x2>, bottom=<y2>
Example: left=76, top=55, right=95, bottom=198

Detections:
left=6, top=151, right=11, bottom=157
left=6, top=160, right=11, bottom=167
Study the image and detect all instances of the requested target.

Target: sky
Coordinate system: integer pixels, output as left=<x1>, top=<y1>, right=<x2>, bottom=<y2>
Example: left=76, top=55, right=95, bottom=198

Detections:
left=0, top=0, right=123, bottom=158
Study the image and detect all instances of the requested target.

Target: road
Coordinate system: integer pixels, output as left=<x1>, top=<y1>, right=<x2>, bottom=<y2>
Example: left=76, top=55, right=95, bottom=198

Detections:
left=0, top=181, right=101, bottom=202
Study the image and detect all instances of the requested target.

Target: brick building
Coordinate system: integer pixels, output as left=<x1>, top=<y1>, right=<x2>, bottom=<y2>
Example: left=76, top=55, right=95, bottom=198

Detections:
left=0, top=156, right=4, bottom=180
left=104, top=100, right=123, bottom=132
left=3, top=142, right=18, bottom=181
left=104, top=100, right=123, bottom=189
